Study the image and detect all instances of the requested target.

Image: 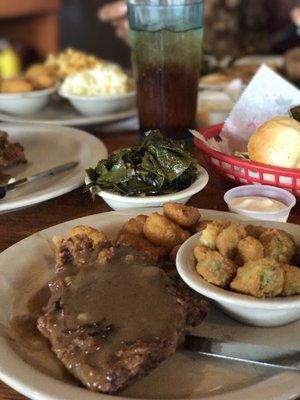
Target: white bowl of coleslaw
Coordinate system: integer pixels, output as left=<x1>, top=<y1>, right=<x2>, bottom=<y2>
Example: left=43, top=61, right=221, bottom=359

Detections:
left=59, top=90, right=136, bottom=116
left=58, top=64, right=136, bottom=116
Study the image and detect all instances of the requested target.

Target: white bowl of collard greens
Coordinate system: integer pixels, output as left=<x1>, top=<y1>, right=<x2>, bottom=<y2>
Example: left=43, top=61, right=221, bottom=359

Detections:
left=85, top=131, right=209, bottom=210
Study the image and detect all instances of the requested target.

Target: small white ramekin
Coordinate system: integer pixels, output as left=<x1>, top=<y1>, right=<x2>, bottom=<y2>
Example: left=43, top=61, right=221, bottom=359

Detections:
left=224, top=185, right=296, bottom=222
left=176, top=232, right=300, bottom=327
left=58, top=89, right=136, bottom=116
left=85, top=165, right=209, bottom=211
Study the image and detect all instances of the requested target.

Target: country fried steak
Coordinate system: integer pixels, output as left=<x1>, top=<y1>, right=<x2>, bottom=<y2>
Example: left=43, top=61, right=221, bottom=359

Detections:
left=38, top=226, right=208, bottom=394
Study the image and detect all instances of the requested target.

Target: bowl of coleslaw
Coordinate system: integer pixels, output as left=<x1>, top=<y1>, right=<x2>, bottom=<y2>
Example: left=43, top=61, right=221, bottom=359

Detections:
left=58, top=63, right=136, bottom=116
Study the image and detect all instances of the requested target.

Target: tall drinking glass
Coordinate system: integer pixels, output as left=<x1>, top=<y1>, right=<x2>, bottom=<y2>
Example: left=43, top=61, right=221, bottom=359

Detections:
left=128, top=0, right=204, bottom=139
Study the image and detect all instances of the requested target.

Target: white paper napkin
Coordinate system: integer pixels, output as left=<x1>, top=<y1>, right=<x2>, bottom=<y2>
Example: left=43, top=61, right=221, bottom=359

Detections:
left=192, top=65, right=300, bottom=155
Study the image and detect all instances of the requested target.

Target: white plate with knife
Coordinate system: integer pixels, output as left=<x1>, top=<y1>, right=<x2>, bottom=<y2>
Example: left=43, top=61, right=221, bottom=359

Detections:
left=0, top=208, right=298, bottom=400
left=0, top=123, right=107, bottom=212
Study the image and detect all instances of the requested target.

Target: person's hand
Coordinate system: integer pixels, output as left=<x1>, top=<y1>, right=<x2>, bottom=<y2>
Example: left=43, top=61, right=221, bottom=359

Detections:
left=98, top=1, right=130, bottom=44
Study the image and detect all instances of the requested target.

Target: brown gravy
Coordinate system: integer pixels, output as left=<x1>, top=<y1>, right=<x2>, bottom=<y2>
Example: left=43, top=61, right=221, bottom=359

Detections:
left=10, top=249, right=184, bottom=370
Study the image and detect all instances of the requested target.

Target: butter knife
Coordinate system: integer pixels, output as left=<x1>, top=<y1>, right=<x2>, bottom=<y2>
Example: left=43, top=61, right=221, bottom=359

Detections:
left=184, top=335, right=300, bottom=372
left=0, top=161, right=78, bottom=199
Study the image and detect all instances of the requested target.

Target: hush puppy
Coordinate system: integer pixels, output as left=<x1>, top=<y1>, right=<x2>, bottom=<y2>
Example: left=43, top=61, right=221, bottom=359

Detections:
left=143, top=213, right=190, bottom=248
left=1, top=78, right=32, bottom=93
left=120, top=215, right=148, bottom=237
left=163, top=203, right=200, bottom=228
left=116, top=232, right=168, bottom=263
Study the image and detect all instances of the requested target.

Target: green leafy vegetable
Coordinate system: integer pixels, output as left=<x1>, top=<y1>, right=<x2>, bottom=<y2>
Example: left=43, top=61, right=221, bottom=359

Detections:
left=86, top=130, right=199, bottom=197
left=234, top=151, right=250, bottom=160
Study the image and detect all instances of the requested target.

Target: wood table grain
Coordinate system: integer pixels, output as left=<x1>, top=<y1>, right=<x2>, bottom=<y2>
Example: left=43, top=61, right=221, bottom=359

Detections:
left=0, top=129, right=299, bottom=400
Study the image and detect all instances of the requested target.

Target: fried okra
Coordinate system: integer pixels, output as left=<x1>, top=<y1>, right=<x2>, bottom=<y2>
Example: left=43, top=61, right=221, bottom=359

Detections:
left=245, top=224, right=268, bottom=239
left=230, top=258, right=284, bottom=298
left=216, top=223, right=247, bottom=260
left=163, top=203, right=200, bottom=228
left=198, top=220, right=231, bottom=249
left=194, top=245, right=237, bottom=288
left=235, top=236, right=265, bottom=266
left=281, top=264, right=300, bottom=296
left=259, top=229, right=296, bottom=263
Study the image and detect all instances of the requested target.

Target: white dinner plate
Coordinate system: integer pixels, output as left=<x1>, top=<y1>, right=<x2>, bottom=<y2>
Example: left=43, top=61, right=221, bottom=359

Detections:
left=0, top=209, right=299, bottom=400
left=0, top=123, right=107, bottom=211
left=0, top=96, right=137, bottom=126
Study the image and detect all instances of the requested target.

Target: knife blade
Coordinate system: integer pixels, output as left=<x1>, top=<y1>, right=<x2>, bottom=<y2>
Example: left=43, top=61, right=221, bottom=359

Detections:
left=184, top=335, right=300, bottom=372
left=0, top=161, right=78, bottom=199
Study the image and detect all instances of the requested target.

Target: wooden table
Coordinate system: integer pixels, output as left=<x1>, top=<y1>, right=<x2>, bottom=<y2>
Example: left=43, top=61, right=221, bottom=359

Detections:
left=0, top=129, right=299, bottom=400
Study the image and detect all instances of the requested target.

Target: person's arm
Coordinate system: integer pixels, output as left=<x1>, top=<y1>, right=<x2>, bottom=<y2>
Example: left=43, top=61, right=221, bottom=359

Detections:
left=98, top=0, right=129, bottom=44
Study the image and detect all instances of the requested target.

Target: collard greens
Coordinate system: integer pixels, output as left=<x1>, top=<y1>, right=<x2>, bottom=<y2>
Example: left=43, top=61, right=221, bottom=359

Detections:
left=86, top=130, right=199, bottom=197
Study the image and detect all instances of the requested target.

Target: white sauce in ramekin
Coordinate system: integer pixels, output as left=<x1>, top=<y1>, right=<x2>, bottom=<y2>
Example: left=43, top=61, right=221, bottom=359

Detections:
left=229, top=196, right=286, bottom=213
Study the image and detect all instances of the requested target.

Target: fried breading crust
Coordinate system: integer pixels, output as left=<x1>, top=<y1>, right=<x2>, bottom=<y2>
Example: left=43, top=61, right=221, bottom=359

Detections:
left=116, top=232, right=168, bottom=263
left=120, top=215, right=148, bottom=237
left=235, top=236, right=265, bottom=266
left=143, top=213, right=190, bottom=249
left=216, top=223, right=247, bottom=259
left=194, top=245, right=237, bottom=288
left=281, top=264, right=300, bottom=296
left=198, top=220, right=231, bottom=249
left=230, top=258, right=284, bottom=298
left=163, top=203, right=200, bottom=228
left=259, top=229, right=296, bottom=263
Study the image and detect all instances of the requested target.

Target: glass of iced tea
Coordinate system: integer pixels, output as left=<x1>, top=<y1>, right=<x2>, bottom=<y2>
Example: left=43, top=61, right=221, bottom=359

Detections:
left=128, top=0, right=204, bottom=139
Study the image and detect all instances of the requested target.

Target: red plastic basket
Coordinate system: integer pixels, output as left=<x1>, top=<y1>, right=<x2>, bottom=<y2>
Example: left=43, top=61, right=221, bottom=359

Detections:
left=194, top=124, right=300, bottom=198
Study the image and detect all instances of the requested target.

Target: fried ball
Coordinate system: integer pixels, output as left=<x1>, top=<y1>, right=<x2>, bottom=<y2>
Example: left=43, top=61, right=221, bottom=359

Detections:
left=169, top=244, right=181, bottom=263
left=116, top=232, right=168, bottom=263
left=1, top=78, right=32, bottom=93
left=245, top=224, right=268, bottom=238
left=192, top=220, right=211, bottom=234
left=235, top=236, right=265, bottom=266
left=27, top=73, right=55, bottom=90
left=143, top=213, right=190, bottom=248
left=163, top=203, right=200, bottom=228
left=281, top=264, right=300, bottom=296
left=25, top=64, right=50, bottom=78
left=120, top=215, right=147, bottom=237
left=194, top=245, right=237, bottom=288
left=216, top=223, right=247, bottom=259
left=198, top=220, right=231, bottom=249
left=69, top=225, right=109, bottom=246
left=259, top=228, right=296, bottom=263
left=230, top=258, right=284, bottom=298
left=292, top=246, right=300, bottom=267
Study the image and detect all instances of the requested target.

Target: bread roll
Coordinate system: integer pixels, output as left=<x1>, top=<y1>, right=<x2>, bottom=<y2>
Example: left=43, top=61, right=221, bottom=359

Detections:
left=248, top=117, right=300, bottom=169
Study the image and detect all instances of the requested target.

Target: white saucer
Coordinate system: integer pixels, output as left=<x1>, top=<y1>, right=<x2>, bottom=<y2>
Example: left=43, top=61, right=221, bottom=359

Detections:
left=0, top=96, right=137, bottom=126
